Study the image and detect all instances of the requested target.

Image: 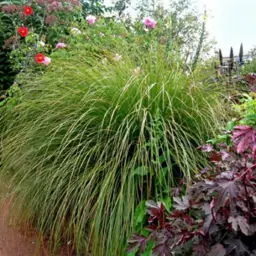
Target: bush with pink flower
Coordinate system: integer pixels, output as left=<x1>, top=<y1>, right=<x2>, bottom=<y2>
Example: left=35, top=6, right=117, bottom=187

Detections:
left=0, top=0, right=83, bottom=89
left=143, top=17, right=156, bottom=29
left=56, top=42, right=67, bottom=49
left=86, top=15, right=96, bottom=25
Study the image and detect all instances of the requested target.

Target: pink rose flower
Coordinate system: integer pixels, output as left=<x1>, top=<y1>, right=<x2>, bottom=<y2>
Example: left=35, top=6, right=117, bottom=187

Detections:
left=86, top=15, right=96, bottom=25
left=56, top=42, right=67, bottom=49
left=143, top=17, right=156, bottom=29
left=42, top=57, right=51, bottom=66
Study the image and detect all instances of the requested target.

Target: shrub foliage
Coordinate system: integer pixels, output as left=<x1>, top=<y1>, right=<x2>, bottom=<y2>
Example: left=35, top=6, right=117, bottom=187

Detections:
left=0, top=42, right=226, bottom=255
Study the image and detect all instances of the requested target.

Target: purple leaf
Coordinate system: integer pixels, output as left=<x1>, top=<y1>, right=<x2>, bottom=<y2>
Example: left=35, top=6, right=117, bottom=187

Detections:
left=236, top=200, right=248, bottom=212
left=127, top=234, right=148, bottom=253
left=200, top=167, right=210, bottom=175
left=206, top=243, right=226, bottom=256
left=152, top=241, right=172, bottom=256
left=214, top=180, right=238, bottom=212
left=128, top=126, right=256, bottom=256
left=228, top=216, right=250, bottom=235
left=225, top=239, right=250, bottom=255
left=247, top=223, right=256, bottom=236
left=193, top=243, right=209, bottom=256
left=232, top=125, right=256, bottom=154
left=216, top=171, right=234, bottom=180
left=202, top=203, right=213, bottom=234
left=173, top=196, right=190, bottom=210
left=199, top=144, right=214, bottom=152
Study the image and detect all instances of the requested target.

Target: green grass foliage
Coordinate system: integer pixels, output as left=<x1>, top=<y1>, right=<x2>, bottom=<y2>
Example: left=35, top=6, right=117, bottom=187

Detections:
left=0, top=44, right=227, bottom=255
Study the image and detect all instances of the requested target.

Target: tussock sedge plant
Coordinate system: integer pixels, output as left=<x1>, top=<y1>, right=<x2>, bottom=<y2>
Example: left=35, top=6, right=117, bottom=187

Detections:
left=0, top=45, right=227, bottom=255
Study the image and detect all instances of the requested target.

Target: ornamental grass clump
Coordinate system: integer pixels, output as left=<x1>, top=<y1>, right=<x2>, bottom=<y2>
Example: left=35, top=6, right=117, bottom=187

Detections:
left=0, top=45, right=226, bottom=255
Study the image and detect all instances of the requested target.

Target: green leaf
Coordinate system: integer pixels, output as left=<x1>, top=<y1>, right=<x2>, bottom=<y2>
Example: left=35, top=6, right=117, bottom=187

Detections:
left=158, top=154, right=166, bottom=164
left=132, top=166, right=149, bottom=176
left=141, top=240, right=154, bottom=256
left=0, top=98, right=8, bottom=107
left=243, top=114, right=256, bottom=122
left=162, top=197, right=172, bottom=212
left=134, top=200, right=147, bottom=229
left=226, top=120, right=237, bottom=131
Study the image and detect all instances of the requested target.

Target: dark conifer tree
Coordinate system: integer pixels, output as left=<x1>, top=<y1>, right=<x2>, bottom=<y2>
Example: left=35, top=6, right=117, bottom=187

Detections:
left=230, top=47, right=234, bottom=71
left=219, top=49, right=223, bottom=66
left=239, top=43, right=244, bottom=65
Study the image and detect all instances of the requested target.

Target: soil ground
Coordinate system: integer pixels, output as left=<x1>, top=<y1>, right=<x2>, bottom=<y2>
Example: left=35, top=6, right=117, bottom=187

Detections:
left=0, top=199, right=74, bottom=256
left=0, top=199, right=47, bottom=256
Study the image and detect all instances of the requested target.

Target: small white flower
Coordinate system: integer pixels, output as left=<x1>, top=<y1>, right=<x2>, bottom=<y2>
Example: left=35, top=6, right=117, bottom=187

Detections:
left=71, top=27, right=81, bottom=35
left=129, top=26, right=136, bottom=34
left=113, top=54, right=122, bottom=61
left=133, top=66, right=141, bottom=76
left=37, top=41, right=45, bottom=47
left=101, top=58, right=107, bottom=65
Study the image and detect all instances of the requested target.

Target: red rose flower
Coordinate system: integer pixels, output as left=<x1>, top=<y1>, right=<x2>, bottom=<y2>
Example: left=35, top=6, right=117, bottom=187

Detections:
left=24, top=6, right=33, bottom=15
left=35, top=53, right=45, bottom=63
left=18, top=27, right=29, bottom=37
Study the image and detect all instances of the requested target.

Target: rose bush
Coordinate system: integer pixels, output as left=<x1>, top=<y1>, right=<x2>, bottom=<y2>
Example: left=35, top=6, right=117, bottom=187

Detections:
left=0, top=0, right=83, bottom=91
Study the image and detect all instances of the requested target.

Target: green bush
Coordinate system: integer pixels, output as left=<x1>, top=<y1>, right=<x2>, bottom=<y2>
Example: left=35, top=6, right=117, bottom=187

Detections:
left=242, top=59, right=256, bottom=74
left=0, top=43, right=227, bottom=255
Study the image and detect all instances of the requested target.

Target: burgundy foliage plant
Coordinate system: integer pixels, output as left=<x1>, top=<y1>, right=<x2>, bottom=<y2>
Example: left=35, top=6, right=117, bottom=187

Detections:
left=128, top=125, right=256, bottom=256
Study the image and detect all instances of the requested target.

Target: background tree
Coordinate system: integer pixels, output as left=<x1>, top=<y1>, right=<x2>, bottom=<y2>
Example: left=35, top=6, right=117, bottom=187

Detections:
left=192, top=10, right=206, bottom=71
left=239, top=43, right=244, bottom=65
left=82, top=0, right=111, bottom=15
left=230, top=46, right=234, bottom=70
left=249, top=45, right=256, bottom=60
left=113, top=0, right=131, bottom=17
left=219, top=48, right=223, bottom=66
left=229, top=46, right=234, bottom=80
left=136, top=0, right=157, bottom=16
left=136, top=0, right=215, bottom=66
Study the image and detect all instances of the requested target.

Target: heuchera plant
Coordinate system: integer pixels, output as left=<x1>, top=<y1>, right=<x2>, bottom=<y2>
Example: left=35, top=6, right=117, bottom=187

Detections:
left=128, top=125, right=256, bottom=256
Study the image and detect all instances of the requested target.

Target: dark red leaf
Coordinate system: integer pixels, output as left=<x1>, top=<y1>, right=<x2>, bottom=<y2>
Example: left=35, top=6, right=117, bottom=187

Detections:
left=210, top=152, right=222, bottom=162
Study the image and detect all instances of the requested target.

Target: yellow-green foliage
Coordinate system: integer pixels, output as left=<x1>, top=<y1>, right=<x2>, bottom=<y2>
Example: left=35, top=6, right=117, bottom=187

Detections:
left=233, top=93, right=256, bottom=123
left=0, top=44, right=227, bottom=255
